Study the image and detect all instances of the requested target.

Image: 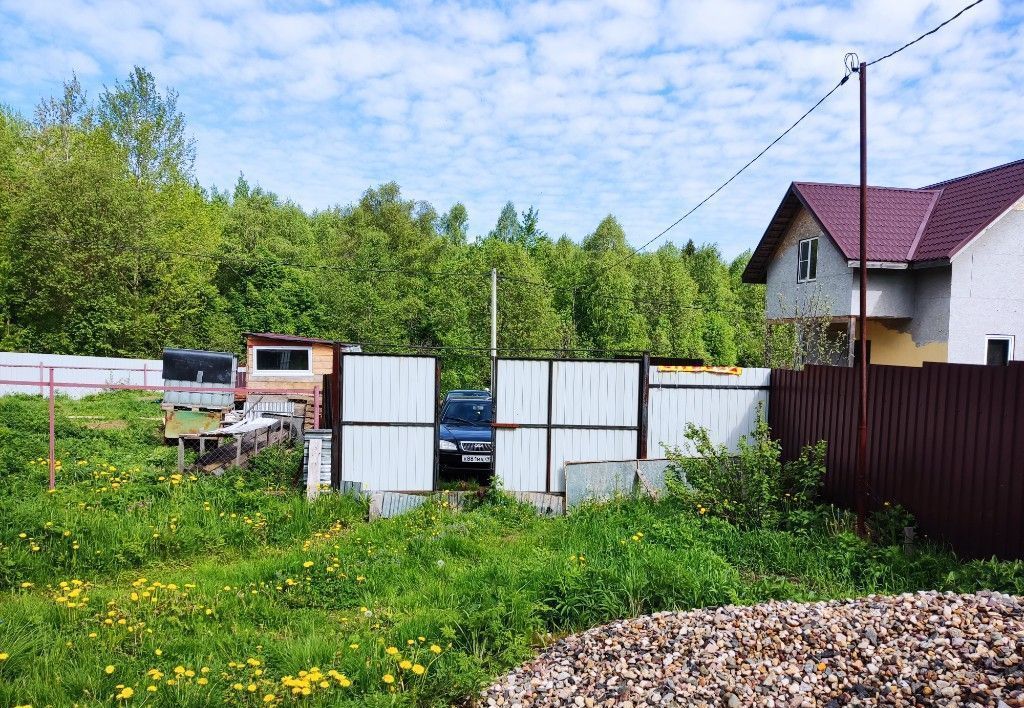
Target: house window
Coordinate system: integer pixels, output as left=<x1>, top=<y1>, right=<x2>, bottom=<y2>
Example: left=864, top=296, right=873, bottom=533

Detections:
left=252, top=346, right=312, bottom=375
left=985, top=336, right=1014, bottom=366
left=798, top=237, right=818, bottom=282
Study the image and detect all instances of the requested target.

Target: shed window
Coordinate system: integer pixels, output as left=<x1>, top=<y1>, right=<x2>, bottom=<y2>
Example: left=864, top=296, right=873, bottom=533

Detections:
left=985, top=336, right=1014, bottom=366
left=798, top=237, right=818, bottom=282
left=253, top=346, right=312, bottom=374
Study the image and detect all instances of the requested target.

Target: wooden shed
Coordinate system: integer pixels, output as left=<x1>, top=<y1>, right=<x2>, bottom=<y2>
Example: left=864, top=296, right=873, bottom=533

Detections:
left=242, top=333, right=359, bottom=429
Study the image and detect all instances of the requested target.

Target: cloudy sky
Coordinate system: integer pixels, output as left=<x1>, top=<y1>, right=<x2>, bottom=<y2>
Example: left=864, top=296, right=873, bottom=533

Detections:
left=1, top=0, right=1022, bottom=257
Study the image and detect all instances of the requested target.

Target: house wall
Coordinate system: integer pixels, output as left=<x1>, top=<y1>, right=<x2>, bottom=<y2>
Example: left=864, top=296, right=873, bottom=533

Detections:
left=948, top=197, right=1024, bottom=364
left=851, top=270, right=915, bottom=319
left=864, top=319, right=948, bottom=366
left=765, top=207, right=915, bottom=320
left=244, top=337, right=334, bottom=391
left=765, top=208, right=851, bottom=319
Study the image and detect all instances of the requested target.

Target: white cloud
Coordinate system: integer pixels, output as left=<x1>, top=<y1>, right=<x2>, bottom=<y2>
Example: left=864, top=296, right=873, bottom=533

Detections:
left=0, top=0, right=1021, bottom=258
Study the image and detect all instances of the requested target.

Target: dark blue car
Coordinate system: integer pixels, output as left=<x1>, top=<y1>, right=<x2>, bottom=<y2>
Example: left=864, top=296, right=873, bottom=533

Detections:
left=438, top=394, right=493, bottom=482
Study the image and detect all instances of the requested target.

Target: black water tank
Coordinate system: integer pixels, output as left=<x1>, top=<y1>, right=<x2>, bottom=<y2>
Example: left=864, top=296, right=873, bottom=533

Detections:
left=162, top=348, right=235, bottom=384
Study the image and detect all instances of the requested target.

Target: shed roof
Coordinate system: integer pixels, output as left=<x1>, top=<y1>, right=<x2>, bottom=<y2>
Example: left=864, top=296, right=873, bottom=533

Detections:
left=244, top=332, right=358, bottom=348
left=742, top=158, right=1024, bottom=283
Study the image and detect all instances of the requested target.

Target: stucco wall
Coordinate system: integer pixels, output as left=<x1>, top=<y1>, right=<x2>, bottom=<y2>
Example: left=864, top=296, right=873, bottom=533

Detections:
left=948, top=198, right=1024, bottom=364
left=850, top=270, right=915, bottom=318
left=765, top=208, right=851, bottom=319
left=765, top=206, right=915, bottom=320
left=865, top=319, right=948, bottom=366
left=909, top=265, right=951, bottom=347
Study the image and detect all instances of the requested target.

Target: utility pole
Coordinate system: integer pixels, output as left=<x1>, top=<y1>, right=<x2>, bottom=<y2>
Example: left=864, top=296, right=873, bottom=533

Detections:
left=490, top=268, right=498, bottom=360
left=856, top=60, right=869, bottom=538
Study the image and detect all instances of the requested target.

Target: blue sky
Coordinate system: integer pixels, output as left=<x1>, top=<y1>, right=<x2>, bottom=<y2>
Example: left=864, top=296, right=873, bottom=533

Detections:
left=1, top=0, right=1022, bottom=258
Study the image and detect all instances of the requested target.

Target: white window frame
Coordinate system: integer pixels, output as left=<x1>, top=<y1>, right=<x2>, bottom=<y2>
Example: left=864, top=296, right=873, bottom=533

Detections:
left=797, top=237, right=818, bottom=283
left=251, top=346, right=313, bottom=376
left=984, top=335, right=1014, bottom=366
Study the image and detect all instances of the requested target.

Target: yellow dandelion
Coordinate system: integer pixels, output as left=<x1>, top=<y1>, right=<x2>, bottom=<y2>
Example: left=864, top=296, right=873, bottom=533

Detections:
left=398, top=659, right=412, bottom=670
left=302, top=561, right=314, bottom=568
left=197, top=677, right=208, bottom=686
left=382, top=674, right=395, bottom=684
left=412, top=664, right=425, bottom=675
left=115, top=686, right=134, bottom=700
left=105, top=665, right=116, bottom=675
left=385, top=646, right=399, bottom=656
left=429, top=644, right=442, bottom=654
left=0, top=652, right=9, bottom=661
left=147, top=685, right=157, bottom=693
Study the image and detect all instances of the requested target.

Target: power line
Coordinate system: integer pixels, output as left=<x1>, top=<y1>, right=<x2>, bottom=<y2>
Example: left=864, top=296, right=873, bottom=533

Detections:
left=866, top=0, right=986, bottom=66
left=498, top=274, right=758, bottom=317
left=575, top=0, right=986, bottom=293
left=48, top=234, right=491, bottom=280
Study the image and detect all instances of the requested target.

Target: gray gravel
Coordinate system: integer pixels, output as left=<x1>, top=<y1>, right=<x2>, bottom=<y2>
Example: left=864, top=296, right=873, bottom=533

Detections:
left=480, top=592, right=1024, bottom=707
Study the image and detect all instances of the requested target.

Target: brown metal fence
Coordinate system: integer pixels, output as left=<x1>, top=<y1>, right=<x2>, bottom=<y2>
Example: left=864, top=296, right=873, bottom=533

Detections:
left=769, top=362, right=1024, bottom=560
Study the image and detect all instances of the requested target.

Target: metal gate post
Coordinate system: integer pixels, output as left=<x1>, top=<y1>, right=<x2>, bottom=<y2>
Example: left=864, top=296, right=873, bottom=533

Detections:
left=48, top=367, right=56, bottom=491
left=330, top=344, right=343, bottom=489
left=433, top=359, right=440, bottom=491
left=637, top=353, right=650, bottom=459
left=545, top=359, right=554, bottom=493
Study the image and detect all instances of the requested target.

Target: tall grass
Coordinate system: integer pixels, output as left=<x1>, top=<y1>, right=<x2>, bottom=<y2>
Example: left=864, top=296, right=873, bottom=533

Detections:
left=1, top=392, right=1023, bottom=706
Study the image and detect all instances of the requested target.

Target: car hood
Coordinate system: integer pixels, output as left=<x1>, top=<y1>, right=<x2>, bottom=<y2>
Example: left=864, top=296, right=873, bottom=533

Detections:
left=439, top=423, right=493, bottom=442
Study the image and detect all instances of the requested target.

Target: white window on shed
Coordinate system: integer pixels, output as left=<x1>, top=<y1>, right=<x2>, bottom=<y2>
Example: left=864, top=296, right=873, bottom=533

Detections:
left=985, top=336, right=1014, bottom=366
left=253, top=346, right=312, bottom=374
left=797, top=237, right=818, bottom=283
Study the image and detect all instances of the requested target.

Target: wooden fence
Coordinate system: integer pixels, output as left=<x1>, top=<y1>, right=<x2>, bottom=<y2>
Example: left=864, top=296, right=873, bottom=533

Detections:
left=770, top=362, right=1024, bottom=559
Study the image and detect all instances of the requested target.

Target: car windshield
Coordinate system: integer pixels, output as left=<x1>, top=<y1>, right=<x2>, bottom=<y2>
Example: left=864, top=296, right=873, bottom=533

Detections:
left=442, top=400, right=492, bottom=426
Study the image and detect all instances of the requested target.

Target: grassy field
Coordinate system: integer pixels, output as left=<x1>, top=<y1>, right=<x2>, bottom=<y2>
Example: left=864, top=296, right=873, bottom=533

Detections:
left=2, top=392, right=1024, bottom=707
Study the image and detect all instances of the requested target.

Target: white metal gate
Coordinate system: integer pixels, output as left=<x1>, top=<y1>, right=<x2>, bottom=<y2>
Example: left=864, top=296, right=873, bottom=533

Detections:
left=646, top=364, right=770, bottom=457
left=336, top=354, right=438, bottom=491
left=494, top=358, right=640, bottom=493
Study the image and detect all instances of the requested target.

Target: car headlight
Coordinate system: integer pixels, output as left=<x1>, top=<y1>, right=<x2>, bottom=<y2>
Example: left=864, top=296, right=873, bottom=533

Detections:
left=439, top=439, right=457, bottom=451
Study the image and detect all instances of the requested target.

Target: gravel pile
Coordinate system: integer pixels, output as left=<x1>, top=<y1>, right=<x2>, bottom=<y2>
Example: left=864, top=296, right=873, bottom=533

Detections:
left=480, top=592, right=1024, bottom=707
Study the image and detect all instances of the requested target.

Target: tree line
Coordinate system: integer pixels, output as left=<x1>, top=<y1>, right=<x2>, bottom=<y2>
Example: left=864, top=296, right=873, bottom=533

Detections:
left=0, top=67, right=770, bottom=389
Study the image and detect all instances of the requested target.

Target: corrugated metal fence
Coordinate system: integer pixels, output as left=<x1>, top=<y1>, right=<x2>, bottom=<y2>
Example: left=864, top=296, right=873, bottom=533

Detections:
left=770, top=362, right=1024, bottom=559
left=647, top=364, right=770, bottom=457
left=333, top=353, right=439, bottom=492
left=0, top=351, right=162, bottom=398
left=493, top=358, right=641, bottom=493
left=494, top=357, right=771, bottom=493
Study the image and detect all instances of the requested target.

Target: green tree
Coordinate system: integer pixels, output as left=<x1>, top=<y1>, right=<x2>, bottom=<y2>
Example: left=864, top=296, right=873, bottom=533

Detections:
left=97, top=66, right=195, bottom=184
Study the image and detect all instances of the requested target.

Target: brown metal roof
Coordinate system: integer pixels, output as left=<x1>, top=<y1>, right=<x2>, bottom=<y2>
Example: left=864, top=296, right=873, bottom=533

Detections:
left=244, top=332, right=354, bottom=347
left=913, top=158, right=1024, bottom=260
left=743, top=158, right=1024, bottom=283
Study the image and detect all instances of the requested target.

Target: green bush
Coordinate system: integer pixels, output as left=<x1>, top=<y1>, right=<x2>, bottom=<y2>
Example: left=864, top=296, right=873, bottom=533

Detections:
left=665, top=409, right=827, bottom=530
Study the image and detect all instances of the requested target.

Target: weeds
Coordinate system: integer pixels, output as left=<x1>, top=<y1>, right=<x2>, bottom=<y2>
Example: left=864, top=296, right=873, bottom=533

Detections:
left=2, top=393, right=1024, bottom=706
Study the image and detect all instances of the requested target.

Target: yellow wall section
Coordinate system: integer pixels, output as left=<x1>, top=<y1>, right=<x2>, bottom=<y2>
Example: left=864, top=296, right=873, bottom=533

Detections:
left=866, top=320, right=947, bottom=366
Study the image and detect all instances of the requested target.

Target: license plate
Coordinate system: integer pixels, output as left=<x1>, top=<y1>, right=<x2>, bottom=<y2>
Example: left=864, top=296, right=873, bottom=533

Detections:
left=461, top=454, right=491, bottom=463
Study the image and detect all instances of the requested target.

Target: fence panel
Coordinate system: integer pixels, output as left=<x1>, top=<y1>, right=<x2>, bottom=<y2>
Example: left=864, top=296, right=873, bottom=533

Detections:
left=494, top=358, right=640, bottom=493
left=0, top=351, right=162, bottom=398
left=770, top=362, right=1024, bottom=559
left=338, top=354, right=438, bottom=492
left=647, top=366, right=770, bottom=456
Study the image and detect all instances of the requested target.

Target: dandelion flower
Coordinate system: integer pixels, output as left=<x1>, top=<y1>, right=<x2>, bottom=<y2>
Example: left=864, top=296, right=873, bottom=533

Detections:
left=154, top=649, right=162, bottom=656
left=197, top=677, right=208, bottom=686
left=147, top=685, right=157, bottom=693
left=0, top=652, right=9, bottom=661
left=398, top=660, right=412, bottom=670
left=412, top=664, right=425, bottom=675
left=263, top=695, right=276, bottom=703
left=385, top=646, right=399, bottom=656
left=348, top=643, right=359, bottom=650
left=302, top=561, right=314, bottom=568
left=429, top=644, right=442, bottom=654
left=115, top=686, right=134, bottom=700
left=382, top=674, right=395, bottom=684
left=105, top=665, right=116, bottom=674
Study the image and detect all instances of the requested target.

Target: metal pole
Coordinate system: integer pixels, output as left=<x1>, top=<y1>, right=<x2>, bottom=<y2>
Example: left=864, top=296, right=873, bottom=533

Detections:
left=490, top=268, right=498, bottom=360
left=856, top=61, right=869, bottom=538
left=48, top=367, right=56, bottom=491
